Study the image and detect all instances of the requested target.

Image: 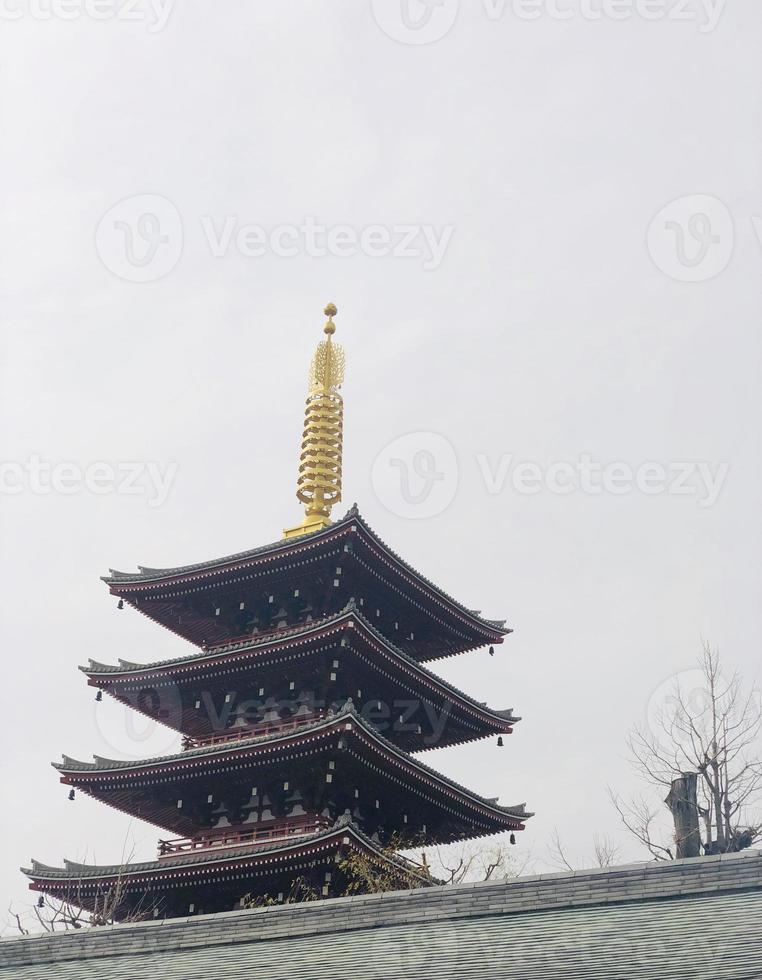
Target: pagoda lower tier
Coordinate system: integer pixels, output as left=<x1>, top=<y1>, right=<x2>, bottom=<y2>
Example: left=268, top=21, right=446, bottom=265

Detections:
left=24, top=816, right=433, bottom=920
left=102, top=506, right=509, bottom=660
left=82, top=606, right=519, bottom=752
left=52, top=707, right=530, bottom=845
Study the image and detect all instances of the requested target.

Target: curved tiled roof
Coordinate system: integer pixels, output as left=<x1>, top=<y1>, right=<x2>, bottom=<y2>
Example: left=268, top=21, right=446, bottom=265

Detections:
left=53, top=704, right=530, bottom=822
left=102, top=505, right=508, bottom=635
left=81, top=605, right=519, bottom=732
left=8, top=853, right=762, bottom=979
left=22, top=817, right=427, bottom=883
left=103, top=510, right=353, bottom=584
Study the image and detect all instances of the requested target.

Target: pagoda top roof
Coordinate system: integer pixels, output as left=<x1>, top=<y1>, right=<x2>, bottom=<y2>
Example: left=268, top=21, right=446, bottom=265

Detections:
left=53, top=703, right=531, bottom=823
left=81, top=604, right=519, bottom=731
left=102, top=505, right=508, bottom=635
left=22, top=815, right=427, bottom=883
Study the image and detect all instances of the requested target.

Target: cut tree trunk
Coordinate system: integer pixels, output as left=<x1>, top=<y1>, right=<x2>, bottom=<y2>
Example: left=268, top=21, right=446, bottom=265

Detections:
left=665, top=773, right=701, bottom=859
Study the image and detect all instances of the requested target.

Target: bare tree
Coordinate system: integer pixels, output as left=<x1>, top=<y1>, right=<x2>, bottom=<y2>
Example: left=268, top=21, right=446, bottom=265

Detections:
left=548, top=829, right=621, bottom=872
left=592, top=834, right=621, bottom=869
left=612, top=643, right=762, bottom=860
left=5, top=876, right=160, bottom=937
left=5, top=840, right=161, bottom=937
left=424, top=838, right=526, bottom=884
left=607, top=793, right=676, bottom=862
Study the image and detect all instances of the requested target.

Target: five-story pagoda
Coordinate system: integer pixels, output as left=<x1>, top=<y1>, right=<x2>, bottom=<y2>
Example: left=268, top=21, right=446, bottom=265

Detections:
left=24, top=305, right=531, bottom=920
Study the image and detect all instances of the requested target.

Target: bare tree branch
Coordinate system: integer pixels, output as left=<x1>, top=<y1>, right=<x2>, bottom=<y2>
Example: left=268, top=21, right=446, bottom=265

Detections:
left=612, top=643, right=761, bottom=861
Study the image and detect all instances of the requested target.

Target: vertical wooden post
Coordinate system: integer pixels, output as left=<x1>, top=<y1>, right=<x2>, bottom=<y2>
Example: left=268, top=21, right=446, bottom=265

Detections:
left=665, top=772, right=701, bottom=859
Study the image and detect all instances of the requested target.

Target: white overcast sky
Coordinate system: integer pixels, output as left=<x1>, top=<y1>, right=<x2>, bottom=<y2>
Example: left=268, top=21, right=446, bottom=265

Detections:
left=1, top=0, right=761, bottom=921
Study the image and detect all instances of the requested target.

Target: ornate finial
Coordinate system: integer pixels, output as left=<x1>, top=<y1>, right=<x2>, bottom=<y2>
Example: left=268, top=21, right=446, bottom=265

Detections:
left=283, top=304, right=346, bottom=539
left=324, top=303, right=337, bottom=334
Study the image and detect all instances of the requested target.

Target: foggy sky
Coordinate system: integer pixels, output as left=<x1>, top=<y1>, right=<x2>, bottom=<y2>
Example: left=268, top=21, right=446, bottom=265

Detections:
left=1, top=0, right=761, bottom=924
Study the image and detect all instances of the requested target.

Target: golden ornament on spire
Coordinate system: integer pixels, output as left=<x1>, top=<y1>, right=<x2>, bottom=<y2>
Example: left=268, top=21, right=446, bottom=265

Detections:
left=283, top=304, right=345, bottom=539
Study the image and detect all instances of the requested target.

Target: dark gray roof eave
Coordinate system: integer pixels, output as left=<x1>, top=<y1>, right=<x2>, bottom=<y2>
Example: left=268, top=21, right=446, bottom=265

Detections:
left=101, top=506, right=510, bottom=635
left=53, top=705, right=530, bottom=820
left=21, top=817, right=430, bottom=882
left=79, top=606, right=520, bottom=728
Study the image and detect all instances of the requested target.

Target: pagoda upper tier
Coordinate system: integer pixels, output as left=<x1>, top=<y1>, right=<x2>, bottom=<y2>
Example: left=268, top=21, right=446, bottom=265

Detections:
left=53, top=705, right=529, bottom=844
left=81, top=605, right=519, bottom=752
left=103, top=506, right=509, bottom=661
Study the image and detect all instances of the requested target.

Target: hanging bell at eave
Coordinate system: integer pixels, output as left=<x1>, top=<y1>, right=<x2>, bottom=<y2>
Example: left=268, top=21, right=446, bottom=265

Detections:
left=510, top=833, right=516, bottom=845
left=68, top=789, right=75, bottom=801
left=489, top=646, right=494, bottom=656
left=37, top=896, right=45, bottom=908
left=117, top=599, right=124, bottom=610
left=95, top=690, right=103, bottom=702
left=497, top=736, right=504, bottom=747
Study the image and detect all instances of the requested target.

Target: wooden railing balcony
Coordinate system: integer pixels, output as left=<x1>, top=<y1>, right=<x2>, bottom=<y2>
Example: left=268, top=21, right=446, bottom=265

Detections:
left=182, top=711, right=327, bottom=751
left=157, top=814, right=331, bottom=859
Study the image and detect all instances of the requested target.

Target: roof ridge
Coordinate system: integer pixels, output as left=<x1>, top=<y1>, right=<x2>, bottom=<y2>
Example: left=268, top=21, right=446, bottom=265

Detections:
left=101, top=507, right=508, bottom=634
left=80, top=608, right=355, bottom=674
left=14, top=849, right=762, bottom=969
left=102, top=508, right=357, bottom=585
left=347, top=607, right=518, bottom=722
left=349, top=512, right=509, bottom=631
left=26, top=847, right=758, bottom=891
left=81, top=606, right=519, bottom=725
left=21, top=815, right=432, bottom=883
left=54, top=706, right=531, bottom=819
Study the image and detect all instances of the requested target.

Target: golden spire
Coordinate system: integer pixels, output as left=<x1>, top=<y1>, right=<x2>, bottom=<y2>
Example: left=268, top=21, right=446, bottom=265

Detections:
left=283, top=304, right=345, bottom=539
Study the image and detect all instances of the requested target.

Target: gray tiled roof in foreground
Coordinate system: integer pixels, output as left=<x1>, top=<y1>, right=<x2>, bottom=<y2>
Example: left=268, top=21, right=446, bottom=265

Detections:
left=2, top=851, right=760, bottom=979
